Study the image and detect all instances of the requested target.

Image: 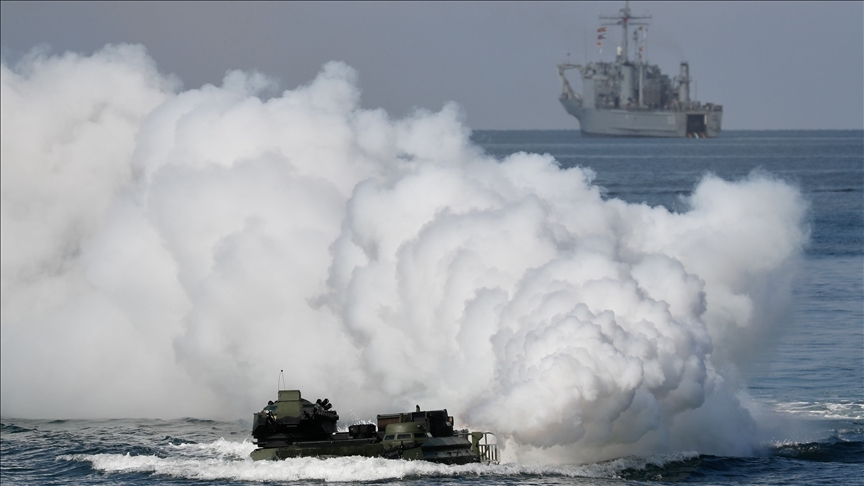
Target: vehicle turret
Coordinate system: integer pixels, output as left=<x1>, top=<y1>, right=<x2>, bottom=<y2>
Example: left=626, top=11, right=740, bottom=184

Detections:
left=251, top=390, right=339, bottom=447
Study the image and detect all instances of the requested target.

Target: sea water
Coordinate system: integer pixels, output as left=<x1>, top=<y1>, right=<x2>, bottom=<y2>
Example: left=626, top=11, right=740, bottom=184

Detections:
left=2, top=130, right=861, bottom=485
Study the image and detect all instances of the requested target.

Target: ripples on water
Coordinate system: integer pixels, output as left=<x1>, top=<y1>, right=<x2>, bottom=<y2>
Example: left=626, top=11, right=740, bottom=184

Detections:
left=1, top=417, right=861, bottom=485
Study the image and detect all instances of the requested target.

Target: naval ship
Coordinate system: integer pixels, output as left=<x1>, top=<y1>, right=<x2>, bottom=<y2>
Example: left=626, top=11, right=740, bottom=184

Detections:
left=557, top=2, right=722, bottom=138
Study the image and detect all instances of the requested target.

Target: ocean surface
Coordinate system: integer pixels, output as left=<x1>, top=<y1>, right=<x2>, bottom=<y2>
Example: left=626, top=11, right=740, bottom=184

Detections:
left=2, top=130, right=862, bottom=485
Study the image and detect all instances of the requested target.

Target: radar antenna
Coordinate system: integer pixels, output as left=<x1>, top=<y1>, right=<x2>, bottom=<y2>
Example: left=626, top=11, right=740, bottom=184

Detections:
left=599, top=0, right=650, bottom=62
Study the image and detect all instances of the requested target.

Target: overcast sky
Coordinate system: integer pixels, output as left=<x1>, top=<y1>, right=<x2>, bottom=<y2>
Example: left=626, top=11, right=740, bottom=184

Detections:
left=1, top=1, right=862, bottom=130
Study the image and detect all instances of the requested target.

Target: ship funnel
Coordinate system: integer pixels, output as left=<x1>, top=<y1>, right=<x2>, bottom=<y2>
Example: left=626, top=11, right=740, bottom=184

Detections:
left=678, top=62, right=690, bottom=103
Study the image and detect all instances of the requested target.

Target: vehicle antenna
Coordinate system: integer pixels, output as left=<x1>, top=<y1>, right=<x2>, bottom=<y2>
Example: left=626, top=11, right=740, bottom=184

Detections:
left=278, top=370, right=285, bottom=391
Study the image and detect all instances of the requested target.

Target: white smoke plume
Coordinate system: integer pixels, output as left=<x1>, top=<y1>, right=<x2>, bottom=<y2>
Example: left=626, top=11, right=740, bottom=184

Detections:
left=1, top=45, right=808, bottom=464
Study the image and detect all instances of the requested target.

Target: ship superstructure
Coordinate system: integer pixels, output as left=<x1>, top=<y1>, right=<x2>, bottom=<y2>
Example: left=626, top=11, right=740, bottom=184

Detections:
left=558, top=2, right=722, bottom=137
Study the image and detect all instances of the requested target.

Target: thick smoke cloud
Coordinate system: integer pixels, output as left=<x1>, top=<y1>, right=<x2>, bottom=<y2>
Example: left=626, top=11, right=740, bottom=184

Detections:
left=1, top=45, right=808, bottom=464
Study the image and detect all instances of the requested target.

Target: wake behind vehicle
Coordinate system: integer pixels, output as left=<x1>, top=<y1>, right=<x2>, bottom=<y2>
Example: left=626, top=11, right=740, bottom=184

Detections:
left=250, top=389, right=498, bottom=464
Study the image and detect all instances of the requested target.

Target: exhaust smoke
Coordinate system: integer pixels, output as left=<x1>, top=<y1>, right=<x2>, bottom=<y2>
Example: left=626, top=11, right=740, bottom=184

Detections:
left=1, top=45, right=808, bottom=464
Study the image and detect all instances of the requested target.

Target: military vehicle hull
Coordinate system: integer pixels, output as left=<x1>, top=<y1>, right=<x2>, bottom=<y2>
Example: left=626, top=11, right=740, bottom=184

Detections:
left=249, top=433, right=480, bottom=465
left=249, top=436, right=383, bottom=461
left=249, top=389, right=497, bottom=464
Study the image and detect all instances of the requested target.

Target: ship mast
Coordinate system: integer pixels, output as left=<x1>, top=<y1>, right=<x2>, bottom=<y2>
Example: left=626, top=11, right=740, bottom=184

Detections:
left=600, top=1, right=650, bottom=63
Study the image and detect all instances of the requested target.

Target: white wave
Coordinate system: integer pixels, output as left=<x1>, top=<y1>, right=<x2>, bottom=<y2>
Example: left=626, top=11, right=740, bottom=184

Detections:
left=164, top=437, right=257, bottom=459
left=772, top=400, right=864, bottom=420
left=60, top=444, right=700, bottom=482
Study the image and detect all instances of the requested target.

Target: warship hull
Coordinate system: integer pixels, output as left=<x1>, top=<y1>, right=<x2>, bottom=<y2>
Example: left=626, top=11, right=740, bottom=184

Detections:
left=560, top=97, right=722, bottom=138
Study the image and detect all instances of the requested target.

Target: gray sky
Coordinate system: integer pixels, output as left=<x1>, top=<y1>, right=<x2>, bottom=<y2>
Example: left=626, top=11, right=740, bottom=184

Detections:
left=1, top=1, right=862, bottom=130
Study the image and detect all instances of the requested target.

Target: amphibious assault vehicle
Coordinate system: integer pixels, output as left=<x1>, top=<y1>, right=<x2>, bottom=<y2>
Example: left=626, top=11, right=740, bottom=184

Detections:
left=250, top=389, right=498, bottom=464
